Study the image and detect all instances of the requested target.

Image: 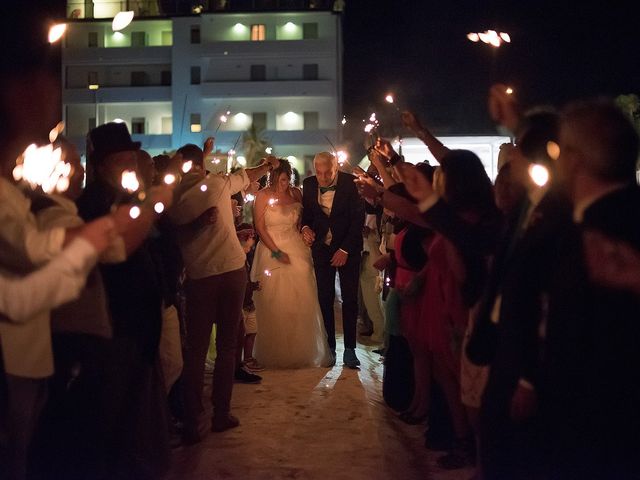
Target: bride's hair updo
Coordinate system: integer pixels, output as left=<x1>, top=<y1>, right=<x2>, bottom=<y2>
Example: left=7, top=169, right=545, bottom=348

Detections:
left=269, top=158, right=292, bottom=186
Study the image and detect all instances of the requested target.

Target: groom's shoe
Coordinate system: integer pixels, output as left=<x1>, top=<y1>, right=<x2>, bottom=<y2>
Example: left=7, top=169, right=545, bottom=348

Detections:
left=343, top=348, right=361, bottom=369
left=324, top=350, right=336, bottom=368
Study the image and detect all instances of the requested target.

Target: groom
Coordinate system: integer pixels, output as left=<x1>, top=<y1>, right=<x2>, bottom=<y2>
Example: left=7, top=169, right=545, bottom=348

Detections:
left=301, top=152, right=365, bottom=368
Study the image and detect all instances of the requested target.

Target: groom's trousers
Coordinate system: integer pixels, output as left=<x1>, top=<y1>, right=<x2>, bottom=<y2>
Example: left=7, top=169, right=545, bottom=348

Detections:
left=313, top=245, right=360, bottom=351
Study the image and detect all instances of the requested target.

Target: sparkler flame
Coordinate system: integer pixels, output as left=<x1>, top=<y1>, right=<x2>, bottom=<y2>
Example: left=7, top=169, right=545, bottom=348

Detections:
left=268, top=198, right=278, bottom=207
left=546, top=141, right=560, bottom=161
left=129, top=205, right=141, bottom=219
left=529, top=164, right=550, bottom=187
left=385, top=94, right=394, bottom=104
left=13, top=143, right=71, bottom=194
left=182, top=160, right=193, bottom=173
left=471, top=29, right=511, bottom=47
left=48, top=121, right=65, bottom=144
left=200, top=184, right=208, bottom=192
left=163, top=173, right=176, bottom=185
left=121, top=170, right=140, bottom=192
left=154, top=202, right=165, bottom=214
left=336, top=150, right=348, bottom=166
left=505, top=87, right=514, bottom=95
left=48, top=24, right=67, bottom=43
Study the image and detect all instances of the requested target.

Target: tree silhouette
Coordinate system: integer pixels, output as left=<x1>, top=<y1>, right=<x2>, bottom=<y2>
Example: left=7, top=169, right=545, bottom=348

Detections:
left=242, top=124, right=272, bottom=167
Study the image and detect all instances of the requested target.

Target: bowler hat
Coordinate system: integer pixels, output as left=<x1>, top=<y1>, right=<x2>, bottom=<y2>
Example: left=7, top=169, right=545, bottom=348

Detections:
left=87, top=122, right=141, bottom=164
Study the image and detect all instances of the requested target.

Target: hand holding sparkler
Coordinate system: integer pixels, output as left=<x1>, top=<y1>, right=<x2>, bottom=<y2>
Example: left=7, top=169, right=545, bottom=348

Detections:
left=203, top=137, right=215, bottom=158
left=401, top=111, right=424, bottom=135
left=374, top=138, right=397, bottom=161
left=76, top=215, right=119, bottom=254
left=488, top=83, right=520, bottom=133
left=397, top=163, right=434, bottom=202
left=354, top=173, right=384, bottom=204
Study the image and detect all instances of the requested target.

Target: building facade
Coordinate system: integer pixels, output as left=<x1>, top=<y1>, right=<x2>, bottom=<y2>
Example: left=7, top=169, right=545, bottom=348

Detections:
left=62, top=0, right=343, bottom=175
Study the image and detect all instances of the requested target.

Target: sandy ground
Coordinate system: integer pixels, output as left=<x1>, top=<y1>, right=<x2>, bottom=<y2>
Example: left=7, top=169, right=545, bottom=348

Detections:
left=167, top=334, right=473, bottom=480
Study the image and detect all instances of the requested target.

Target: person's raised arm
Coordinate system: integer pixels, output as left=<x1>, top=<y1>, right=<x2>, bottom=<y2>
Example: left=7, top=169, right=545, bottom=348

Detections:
left=253, top=190, right=290, bottom=264
left=367, top=147, right=397, bottom=187
left=244, top=155, right=280, bottom=184
left=401, top=111, right=450, bottom=163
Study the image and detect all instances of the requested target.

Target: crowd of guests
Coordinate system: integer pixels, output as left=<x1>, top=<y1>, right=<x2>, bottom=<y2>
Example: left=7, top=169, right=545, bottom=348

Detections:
left=354, top=84, right=640, bottom=479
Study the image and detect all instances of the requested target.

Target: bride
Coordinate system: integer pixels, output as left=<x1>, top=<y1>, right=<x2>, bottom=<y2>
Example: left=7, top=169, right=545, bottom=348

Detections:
left=250, top=159, right=331, bottom=368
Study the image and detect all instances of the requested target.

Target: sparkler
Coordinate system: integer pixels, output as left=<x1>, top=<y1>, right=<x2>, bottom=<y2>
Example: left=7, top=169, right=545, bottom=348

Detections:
left=528, top=164, right=550, bottom=187
left=268, top=198, right=279, bottom=207
left=121, top=170, right=140, bottom=193
left=385, top=93, right=401, bottom=112
left=467, top=29, right=511, bottom=47
left=129, top=205, right=141, bottom=219
left=154, top=202, right=165, bottom=214
left=364, top=113, right=380, bottom=148
left=13, top=143, right=71, bottom=194
left=182, top=160, right=193, bottom=173
left=163, top=173, right=176, bottom=185
left=336, top=150, right=348, bottom=167
left=48, top=24, right=67, bottom=44
left=262, top=267, right=281, bottom=277
left=215, top=107, right=232, bottom=134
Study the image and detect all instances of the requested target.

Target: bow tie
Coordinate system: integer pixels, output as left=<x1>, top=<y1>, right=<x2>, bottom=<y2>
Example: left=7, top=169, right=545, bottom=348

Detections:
left=319, top=185, right=337, bottom=194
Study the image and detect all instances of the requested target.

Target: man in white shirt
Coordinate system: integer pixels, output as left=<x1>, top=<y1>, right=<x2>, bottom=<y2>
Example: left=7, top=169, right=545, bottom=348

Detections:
left=169, top=142, right=278, bottom=442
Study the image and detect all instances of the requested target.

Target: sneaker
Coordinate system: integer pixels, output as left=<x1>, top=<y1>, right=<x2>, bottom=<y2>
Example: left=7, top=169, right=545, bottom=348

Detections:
left=343, top=348, right=361, bottom=369
left=212, top=413, right=240, bottom=433
left=234, top=366, right=262, bottom=384
left=243, top=357, right=265, bottom=372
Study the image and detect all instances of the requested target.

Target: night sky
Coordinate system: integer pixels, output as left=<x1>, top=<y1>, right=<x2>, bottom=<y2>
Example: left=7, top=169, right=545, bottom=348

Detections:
left=4, top=1, right=638, bottom=153
left=341, top=0, right=639, bottom=151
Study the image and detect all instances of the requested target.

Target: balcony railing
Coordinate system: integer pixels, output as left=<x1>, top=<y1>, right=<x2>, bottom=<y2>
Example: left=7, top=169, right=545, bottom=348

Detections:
left=66, top=0, right=339, bottom=19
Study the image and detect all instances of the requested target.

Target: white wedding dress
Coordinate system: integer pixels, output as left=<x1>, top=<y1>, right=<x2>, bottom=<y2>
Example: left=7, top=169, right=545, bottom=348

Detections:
left=250, top=202, right=331, bottom=368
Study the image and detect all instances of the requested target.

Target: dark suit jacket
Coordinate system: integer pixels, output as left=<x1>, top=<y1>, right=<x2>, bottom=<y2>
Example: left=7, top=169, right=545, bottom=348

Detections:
left=301, top=171, right=365, bottom=257
left=540, top=184, right=640, bottom=477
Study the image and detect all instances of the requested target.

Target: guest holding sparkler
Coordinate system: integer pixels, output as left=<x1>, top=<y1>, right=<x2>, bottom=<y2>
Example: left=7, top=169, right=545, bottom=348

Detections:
left=76, top=122, right=175, bottom=479
left=168, top=139, right=278, bottom=443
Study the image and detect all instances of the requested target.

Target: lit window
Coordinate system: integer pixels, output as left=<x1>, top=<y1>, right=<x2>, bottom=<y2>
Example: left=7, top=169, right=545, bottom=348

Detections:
left=190, top=113, right=201, bottom=133
left=251, top=24, right=265, bottom=41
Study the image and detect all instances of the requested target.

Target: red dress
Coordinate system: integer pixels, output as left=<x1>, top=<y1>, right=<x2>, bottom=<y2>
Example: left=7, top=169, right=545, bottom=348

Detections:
left=394, top=227, right=430, bottom=351
left=421, top=233, right=469, bottom=377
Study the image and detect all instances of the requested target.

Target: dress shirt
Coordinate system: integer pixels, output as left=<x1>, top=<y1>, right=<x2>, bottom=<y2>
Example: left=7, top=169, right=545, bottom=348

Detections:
left=170, top=169, right=250, bottom=279
left=318, top=187, right=336, bottom=245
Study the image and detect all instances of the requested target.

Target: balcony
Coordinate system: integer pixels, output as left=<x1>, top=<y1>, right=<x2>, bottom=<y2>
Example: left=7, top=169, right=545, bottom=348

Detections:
left=63, top=86, right=172, bottom=104
left=63, top=46, right=171, bottom=65
left=188, top=39, right=334, bottom=58
left=199, top=80, right=334, bottom=98
left=206, top=129, right=336, bottom=147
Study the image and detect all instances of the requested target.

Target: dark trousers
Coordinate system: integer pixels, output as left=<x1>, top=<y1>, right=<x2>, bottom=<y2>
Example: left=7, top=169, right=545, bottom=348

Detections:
left=313, top=246, right=360, bottom=350
left=183, top=267, right=246, bottom=431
